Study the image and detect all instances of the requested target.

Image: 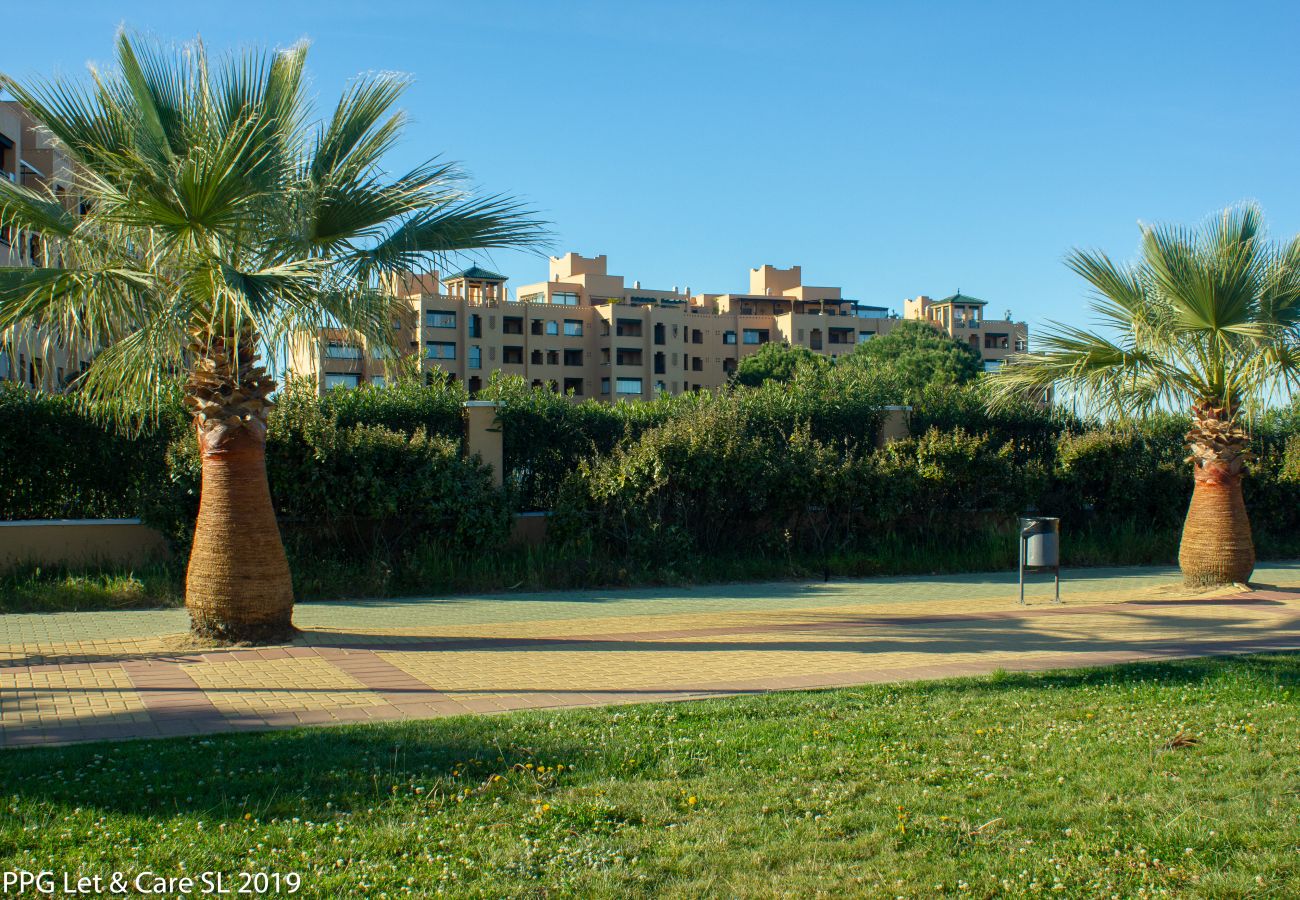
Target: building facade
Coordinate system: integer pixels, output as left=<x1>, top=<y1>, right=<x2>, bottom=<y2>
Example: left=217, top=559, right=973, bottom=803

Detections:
left=290, top=252, right=1031, bottom=400
left=0, top=100, right=86, bottom=392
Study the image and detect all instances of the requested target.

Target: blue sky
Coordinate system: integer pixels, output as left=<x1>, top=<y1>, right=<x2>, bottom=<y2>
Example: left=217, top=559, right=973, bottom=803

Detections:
left=4, top=1, right=1299, bottom=331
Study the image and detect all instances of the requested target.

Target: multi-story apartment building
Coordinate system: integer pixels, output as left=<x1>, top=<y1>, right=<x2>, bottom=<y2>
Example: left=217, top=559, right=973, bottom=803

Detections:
left=0, top=100, right=86, bottom=392
left=903, top=292, right=1029, bottom=372
left=290, top=252, right=1031, bottom=400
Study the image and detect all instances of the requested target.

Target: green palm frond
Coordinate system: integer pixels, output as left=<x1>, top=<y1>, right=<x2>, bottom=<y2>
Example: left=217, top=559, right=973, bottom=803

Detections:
left=0, top=30, right=549, bottom=421
left=994, top=202, right=1300, bottom=420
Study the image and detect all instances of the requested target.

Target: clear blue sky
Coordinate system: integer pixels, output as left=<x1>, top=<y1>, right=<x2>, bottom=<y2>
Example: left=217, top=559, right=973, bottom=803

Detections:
left=4, top=1, right=1299, bottom=332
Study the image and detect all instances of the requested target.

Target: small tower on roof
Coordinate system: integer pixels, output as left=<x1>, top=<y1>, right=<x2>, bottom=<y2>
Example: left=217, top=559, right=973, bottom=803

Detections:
left=443, top=265, right=508, bottom=302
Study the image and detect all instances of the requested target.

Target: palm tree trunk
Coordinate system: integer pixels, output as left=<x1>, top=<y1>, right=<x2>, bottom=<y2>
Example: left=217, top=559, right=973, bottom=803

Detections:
left=183, top=333, right=295, bottom=643
left=1177, top=401, right=1255, bottom=587
left=186, top=424, right=295, bottom=641
left=1178, top=461, right=1254, bottom=587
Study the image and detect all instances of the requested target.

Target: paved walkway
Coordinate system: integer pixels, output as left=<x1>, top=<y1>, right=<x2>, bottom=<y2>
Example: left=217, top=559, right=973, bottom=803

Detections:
left=3, top=563, right=1300, bottom=748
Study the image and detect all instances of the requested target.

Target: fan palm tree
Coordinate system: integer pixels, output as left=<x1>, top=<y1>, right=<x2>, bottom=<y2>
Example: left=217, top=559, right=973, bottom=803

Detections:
left=0, top=33, right=545, bottom=641
left=991, top=204, right=1300, bottom=587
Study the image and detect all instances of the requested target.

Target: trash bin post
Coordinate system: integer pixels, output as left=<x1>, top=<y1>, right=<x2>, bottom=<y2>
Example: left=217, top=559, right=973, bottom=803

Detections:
left=1018, top=516, right=1061, bottom=605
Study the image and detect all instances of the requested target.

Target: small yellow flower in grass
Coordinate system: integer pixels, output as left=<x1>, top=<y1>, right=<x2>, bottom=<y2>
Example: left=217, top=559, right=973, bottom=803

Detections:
left=687, top=796, right=697, bottom=806
left=541, top=804, right=551, bottom=813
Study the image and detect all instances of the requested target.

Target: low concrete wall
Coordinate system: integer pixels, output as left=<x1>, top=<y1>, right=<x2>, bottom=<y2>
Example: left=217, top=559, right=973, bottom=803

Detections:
left=0, top=519, right=171, bottom=570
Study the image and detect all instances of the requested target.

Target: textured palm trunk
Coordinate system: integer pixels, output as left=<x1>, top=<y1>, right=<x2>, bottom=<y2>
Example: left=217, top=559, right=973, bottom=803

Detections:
left=1178, top=401, right=1255, bottom=587
left=184, top=333, right=295, bottom=643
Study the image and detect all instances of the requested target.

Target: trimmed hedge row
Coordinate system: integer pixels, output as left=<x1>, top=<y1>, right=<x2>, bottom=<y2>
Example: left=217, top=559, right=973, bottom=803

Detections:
left=4, top=374, right=1299, bottom=574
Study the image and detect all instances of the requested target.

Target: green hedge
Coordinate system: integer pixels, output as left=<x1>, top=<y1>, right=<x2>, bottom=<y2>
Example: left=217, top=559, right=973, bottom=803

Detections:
left=140, top=379, right=508, bottom=558
left=5, top=374, right=1300, bottom=578
left=0, top=383, right=179, bottom=520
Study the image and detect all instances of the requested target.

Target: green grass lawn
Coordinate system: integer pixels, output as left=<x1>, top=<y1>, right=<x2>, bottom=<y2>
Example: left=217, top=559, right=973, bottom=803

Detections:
left=2, top=654, right=1297, bottom=898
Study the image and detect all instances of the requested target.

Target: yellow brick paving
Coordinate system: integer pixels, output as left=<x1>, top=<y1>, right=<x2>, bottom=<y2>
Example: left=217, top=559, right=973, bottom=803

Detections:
left=2, top=562, right=1299, bottom=747
left=181, top=657, right=386, bottom=717
left=0, top=665, right=150, bottom=729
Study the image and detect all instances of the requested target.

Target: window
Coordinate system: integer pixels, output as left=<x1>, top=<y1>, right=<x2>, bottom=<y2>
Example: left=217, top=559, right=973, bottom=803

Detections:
left=564, top=348, right=583, bottom=366
left=616, top=348, right=643, bottom=366
left=426, top=311, right=456, bottom=328
left=616, top=318, right=642, bottom=337
left=546, top=350, right=560, bottom=365
left=655, top=380, right=667, bottom=394
left=468, top=376, right=483, bottom=393
left=654, top=352, right=666, bottom=374
left=426, top=341, right=456, bottom=360
left=563, top=377, right=584, bottom=396
left=858, top=331, right=874, bottom=343
left=742, top=329, right=769, bottom=345
left=519, top=292, right=544, bottom=304
left=503, top=316, right=524, bottom=335
left=531, top=320, right=544, bottom=335
left=1014, top=339, right=1027, bottom=352
left=692, top=357, right=703, bottom=372
left=468, top=346, right=482, bottom=369
left=545, top=320, right=559, bottom=335
left=370, top=375, right=387, bottom=388
left=371, top=346, right=388, bottom=359
left=468, top=314, right=482, bottom=338
left=723, top=330, right=736, bottom=345
left=829, top=328, right=854, bottom=345
left=616, top=377, right=643, bottom=395
left=563, top=319, right=583, bottom=337
left=551, top=292, right=579, bottom=306
left=653, top=323, right=666, bottom=345
left=531, top=349, right=544, bottom=365
left=325, top=341, right=361, bottom=359
left=601, top=377, right=611, bottom=395
left=691, top=329, right=703, bottom=344
left=324, top=373, right=360, bottom=390
left=503, top=346, right=524, bottom=364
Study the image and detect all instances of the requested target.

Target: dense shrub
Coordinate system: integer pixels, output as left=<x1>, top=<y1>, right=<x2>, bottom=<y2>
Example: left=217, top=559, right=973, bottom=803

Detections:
left=307, top=371, right=465, bottom=438
left=1048, top=421, right=1189, bottom=531
left=556, top=418, right=1047, bottom=562
left=553, top=397, right=837, bottom=561
left=0, top=383, right=179, bottom=520
left=144, top=383, right=508, bottom=558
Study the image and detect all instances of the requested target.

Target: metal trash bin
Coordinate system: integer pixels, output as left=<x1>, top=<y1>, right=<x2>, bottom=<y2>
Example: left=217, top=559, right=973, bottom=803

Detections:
left=1019, top=516, right=1060, bottom=604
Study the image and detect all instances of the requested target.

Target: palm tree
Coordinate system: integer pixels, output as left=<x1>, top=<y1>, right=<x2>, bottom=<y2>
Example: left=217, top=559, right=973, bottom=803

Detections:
left=0, top=33, right=545, bottom=641
left=991, top=204, right=1300, bottom=587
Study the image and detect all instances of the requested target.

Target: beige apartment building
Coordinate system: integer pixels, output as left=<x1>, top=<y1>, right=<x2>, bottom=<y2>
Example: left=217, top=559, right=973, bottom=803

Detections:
left=291, top=252, right=1030, bottom=400
left=0, top=99, right=86, bottom=392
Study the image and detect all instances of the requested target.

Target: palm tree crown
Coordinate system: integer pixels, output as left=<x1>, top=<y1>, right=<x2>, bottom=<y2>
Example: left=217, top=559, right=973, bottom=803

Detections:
left=0, top=32, right=545, bottom=419
left=992, top=204, right=1300, bottom=417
